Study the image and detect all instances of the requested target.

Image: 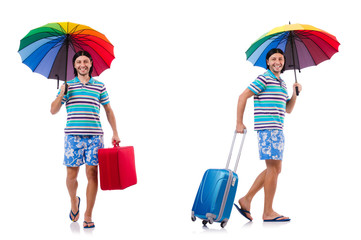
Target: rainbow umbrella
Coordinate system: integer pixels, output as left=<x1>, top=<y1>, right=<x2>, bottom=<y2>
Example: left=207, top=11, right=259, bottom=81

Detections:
left=18, top=22, right=115, bottom=91
left=246, top=23, right=340, bottom=95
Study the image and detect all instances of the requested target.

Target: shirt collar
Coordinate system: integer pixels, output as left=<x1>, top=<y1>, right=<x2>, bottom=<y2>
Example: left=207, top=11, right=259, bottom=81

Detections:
left=265, top=70, right=287, bottom=89
left=266, top=69, right=282, bottom=81
left=74, top=76, right=94, bottom=85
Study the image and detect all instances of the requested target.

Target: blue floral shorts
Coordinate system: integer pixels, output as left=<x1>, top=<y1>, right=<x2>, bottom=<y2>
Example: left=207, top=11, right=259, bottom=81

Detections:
left=64, top=135, right=104, bottom=167
left=257, top=129, right=285, bottom=160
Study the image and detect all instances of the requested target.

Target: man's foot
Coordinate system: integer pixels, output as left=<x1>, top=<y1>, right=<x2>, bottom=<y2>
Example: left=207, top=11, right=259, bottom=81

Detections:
left=69, top=196, right=80, bottom=222
left=83, top=221, right=95, bottom=228
left=83, top=215, right=95, bottom=228
left=237, top=197, right=253, bottom=221
left=234, top=204, right=252, bottom=221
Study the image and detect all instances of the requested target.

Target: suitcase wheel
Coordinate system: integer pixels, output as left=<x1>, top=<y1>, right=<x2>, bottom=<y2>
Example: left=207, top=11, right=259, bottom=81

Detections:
left=221, top=220, right=227, bottom=228
left=202, top=218, right=213, bottom=226
left=191, top=216, right=196, bottom=222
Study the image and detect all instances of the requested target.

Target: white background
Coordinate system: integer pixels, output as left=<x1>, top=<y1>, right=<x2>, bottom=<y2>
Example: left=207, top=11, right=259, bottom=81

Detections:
left=1, top=0, right=360, bottom=239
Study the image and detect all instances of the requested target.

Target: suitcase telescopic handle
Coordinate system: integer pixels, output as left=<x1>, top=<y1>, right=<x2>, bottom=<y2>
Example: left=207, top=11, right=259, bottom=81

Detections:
left=226, top=129, right=247, bottom=173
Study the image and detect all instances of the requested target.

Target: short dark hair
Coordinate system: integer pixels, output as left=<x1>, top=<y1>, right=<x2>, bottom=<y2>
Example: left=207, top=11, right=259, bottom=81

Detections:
left=266, top=48, right=286, bottom=73
left=72, top=51, right=93, bottom=77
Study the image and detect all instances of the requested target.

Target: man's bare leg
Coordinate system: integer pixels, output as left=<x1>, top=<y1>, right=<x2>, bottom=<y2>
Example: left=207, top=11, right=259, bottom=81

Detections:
left=263, top=160, right=289, bottom=221
left=83, top=165, right=98, bottom=228
left=67, top=167, right=80, bottom=222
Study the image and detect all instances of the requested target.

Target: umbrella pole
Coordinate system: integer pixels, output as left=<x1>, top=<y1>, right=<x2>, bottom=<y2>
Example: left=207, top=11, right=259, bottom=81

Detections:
left=289, top=30, right=300, bottom=96
left=64, top=34, right=69, bottom=95
left=293, top=68, right=299, bottom=96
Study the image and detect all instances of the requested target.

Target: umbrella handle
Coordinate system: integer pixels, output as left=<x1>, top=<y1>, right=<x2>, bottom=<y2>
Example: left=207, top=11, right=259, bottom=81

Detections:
left=296, top=86, right=299, bottom=96
left=64, top=81, right=68, bottom=95
left=56, top=74, right=68, bottom=95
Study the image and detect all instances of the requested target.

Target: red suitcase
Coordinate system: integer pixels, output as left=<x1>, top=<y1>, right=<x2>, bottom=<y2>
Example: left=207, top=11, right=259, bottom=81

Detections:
left=98, top=142, right=137, bottom=190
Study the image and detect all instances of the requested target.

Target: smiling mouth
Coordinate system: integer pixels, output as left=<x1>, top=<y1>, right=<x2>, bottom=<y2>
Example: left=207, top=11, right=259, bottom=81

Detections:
left=273, top=65, right=283, bottom=70
left=78, top=67, right=88, bottom=72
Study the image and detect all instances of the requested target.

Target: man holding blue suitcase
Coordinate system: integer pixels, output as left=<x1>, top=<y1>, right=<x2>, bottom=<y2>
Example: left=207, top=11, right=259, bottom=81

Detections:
left=234, top=48, right=302, bottom=222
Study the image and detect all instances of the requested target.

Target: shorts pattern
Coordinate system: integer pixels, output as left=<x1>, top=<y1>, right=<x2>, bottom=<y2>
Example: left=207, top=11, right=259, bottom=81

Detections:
left=64, top=135, right=104, bottom=167
left=257, top=129, right=285, bottom=160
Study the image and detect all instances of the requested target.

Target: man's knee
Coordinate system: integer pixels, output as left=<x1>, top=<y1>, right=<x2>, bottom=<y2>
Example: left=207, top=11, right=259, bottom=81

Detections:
left=266, top=160, right=282, bottom=174
left=86, top=166, right=98, bottom=181
left=275, top=166, right=282, bottom=174
left=67, top=167, right=79, bottom=181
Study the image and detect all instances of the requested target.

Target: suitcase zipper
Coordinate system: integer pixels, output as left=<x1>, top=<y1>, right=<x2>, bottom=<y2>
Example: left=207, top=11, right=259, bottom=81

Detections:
left=215, top=169, right=233, bottom=222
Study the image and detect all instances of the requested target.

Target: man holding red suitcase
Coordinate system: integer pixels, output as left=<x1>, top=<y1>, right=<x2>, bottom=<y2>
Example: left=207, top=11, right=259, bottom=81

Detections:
left=51, top=51, right=120, bottom=228
left=234, top=48, right=302, bottom=222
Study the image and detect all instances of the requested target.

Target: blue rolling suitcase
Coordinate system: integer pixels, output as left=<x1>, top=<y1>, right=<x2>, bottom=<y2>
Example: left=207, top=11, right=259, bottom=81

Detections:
left=191, top=130, right=246, bottom=228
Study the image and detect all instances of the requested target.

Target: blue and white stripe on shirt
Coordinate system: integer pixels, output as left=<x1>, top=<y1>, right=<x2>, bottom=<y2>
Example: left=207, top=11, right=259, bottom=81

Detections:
left=248, top=70, right=289, bottom=131
left=58, top=77, right=110, bottom=135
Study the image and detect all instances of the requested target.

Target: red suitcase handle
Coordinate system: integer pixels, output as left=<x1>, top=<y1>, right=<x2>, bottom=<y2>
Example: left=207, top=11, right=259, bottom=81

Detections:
left=113, top=141, right=120, bottom=147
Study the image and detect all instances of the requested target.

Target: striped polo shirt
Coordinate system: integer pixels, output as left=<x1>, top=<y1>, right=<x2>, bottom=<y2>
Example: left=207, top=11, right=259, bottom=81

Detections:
left=248, top=70, right=289, bottom=131
left=59, top=77, right=110, bottom=135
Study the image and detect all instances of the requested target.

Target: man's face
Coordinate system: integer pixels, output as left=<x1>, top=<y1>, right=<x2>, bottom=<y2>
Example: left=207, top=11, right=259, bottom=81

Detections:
left=74, top=55, right=92, bottom=77
left=266, top=53, right=284, bottom=76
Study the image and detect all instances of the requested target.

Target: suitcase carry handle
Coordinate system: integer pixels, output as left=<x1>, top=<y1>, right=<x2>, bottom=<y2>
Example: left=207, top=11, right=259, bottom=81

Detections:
left=113, top=141, right=120, bottom=147
left=226, top=129, right=247, bottom=173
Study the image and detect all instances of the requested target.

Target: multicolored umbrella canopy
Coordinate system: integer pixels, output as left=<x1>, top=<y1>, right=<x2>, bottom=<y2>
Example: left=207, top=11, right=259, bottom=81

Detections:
left=246, top=23, right=340, bottom=72
left=18, top=22, right=115, bottom=83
